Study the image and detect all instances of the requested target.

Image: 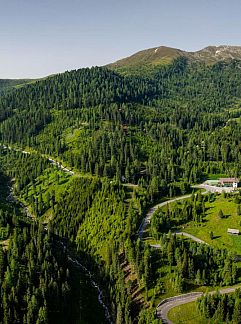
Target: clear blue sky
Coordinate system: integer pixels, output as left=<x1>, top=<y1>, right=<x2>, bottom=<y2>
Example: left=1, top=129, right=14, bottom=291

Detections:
left=1, top=0, right=241, bottom=78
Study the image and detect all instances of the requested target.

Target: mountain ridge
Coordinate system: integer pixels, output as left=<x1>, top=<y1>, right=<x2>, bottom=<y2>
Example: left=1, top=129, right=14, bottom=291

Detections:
left=2, top=45, right=241, bottom=81
left=107, top=44, right=241, bottom=75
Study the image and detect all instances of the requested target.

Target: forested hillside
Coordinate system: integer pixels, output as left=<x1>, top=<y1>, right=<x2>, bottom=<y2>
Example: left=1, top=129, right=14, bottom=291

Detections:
left=0, top=169, right=73, bottom=324
left=0, top=79, right=32, bottom=93
left=1, top=54, right=241, bottom=323
left=1, top=58, right=241, bottom=193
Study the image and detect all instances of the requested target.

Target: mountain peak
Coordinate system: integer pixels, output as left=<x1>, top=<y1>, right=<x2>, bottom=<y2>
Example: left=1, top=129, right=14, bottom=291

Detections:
left=193, top=45, right=241, bottom=61
left=108, top=45, right=185, bottom=70
left=108, top=44, right=241, bottom=75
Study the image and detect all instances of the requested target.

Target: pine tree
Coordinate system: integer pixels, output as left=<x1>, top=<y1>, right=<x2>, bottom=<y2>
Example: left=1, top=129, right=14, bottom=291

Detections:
left=233, top=299, right=241, bottom=323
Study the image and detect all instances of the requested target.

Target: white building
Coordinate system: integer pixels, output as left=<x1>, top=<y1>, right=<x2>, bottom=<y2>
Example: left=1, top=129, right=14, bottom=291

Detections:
left=219, top=178, right=239, bottom=188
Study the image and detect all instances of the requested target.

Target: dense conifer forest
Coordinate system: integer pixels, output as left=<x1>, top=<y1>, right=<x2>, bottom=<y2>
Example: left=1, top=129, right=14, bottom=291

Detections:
left=1, top=56, right=241, bottom=323
left=197, top=289, right=241, bottom=322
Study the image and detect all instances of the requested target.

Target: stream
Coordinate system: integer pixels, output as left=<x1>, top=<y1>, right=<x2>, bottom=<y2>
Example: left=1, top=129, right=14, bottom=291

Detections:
left=6, top=181, right=112, bottom=324
left=60, top=242, right=113, bottom=324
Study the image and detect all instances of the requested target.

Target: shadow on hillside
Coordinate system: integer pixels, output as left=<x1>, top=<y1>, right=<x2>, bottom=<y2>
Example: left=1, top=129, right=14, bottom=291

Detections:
left=53, top=236, right=110, bottom=324
left=212, top=235, right=221, bottom=240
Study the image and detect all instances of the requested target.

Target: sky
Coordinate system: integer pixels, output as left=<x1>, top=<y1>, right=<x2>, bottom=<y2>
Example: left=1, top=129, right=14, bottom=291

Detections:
left=1, top=0, right=241, bottom=78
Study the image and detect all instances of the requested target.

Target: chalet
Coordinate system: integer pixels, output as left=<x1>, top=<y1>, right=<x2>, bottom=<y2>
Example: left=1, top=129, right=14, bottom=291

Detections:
left=227, top=228, right=240, bottom=235
left=219, top=178, right=239, bottom=188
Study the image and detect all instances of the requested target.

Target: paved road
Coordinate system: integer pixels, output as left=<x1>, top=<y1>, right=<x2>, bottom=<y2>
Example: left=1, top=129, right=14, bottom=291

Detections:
left=174, top=231, right=208, bottom=245
left=143, top=191, right=241, bottom=323
left=2, top=143, right=233, bottom=323
left=157, top=285, right=241, bottom=323
left=138, top=194, right=193, bottom=239
left=47, top=157, right=75, bottom=175
left=150, top=231, right=208, bottom=249
left=156, top=292, right=202, bottom=324
left=1, top=144, right=75, bottom=175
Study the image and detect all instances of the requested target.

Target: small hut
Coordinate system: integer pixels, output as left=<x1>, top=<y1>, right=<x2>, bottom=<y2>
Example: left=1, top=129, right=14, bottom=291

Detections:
left=227, top=228, right=240, bottom=235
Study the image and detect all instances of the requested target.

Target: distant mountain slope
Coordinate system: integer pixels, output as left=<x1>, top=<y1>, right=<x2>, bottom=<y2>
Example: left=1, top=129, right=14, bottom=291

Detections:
left=0, top=79, right=33, bottom=92
left=108, top=45, right=241, bottom=75
left=190, top=45, right=241, bottom=63
left=108, top=46, right=183, bottom=69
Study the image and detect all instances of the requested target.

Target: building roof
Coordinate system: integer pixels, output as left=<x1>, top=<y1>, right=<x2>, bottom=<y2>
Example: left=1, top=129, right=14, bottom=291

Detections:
left=227, top=228, right=240, bottom=234
left=206, top=180, right=219, bottom=184
left=219, top=178, right=240, bottom=183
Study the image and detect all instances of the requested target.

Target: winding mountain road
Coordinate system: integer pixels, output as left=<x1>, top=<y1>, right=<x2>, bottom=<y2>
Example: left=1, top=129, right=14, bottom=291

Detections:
left=157, top=285, right=241, bottom=324
left=138, top=189, right=209, bottom=240
left=138, top=194, right=194, bottom=239
left=136, top=191, right=241, bottom=323
left=150, top=231, right=208, bottom=249
left=3, top=143, right=237, bottom=323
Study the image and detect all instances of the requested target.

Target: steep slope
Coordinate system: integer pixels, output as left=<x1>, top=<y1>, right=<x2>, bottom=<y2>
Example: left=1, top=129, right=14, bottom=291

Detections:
left=1, top=59, right=241, bottom=187
left=108, top=45, right=241, bottom=75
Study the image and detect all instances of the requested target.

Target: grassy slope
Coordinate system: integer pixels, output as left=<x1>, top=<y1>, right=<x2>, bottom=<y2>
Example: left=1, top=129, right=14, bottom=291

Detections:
left=19, top=166, right=73, bottom=222
left=167, top=301, right=208, bottom=324
left=107, top=46, right=181, bottom=76
left=143, top=193, right=241, bottom=306
left=156, top=194, right=241, bottom=254
left=182, top=195, right=241, bottom=254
